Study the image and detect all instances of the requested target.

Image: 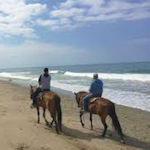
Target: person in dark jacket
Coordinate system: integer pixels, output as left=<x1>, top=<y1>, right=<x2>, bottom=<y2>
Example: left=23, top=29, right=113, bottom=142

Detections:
left=38, top=68, right=51, bottom=91
left=82, top=73, right=103, bottom=112
left=31, top=68, right=51, bottom=107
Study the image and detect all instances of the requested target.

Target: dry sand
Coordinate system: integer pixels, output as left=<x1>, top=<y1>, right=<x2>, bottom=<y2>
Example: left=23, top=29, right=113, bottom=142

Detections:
left=0, top=80, right=150, bottom=150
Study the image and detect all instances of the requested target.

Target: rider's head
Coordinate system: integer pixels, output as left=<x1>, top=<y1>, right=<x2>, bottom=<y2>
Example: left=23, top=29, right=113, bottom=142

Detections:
left=93, top=73, right=98, bottom=79
left=44, top=68, right=49, bottom=74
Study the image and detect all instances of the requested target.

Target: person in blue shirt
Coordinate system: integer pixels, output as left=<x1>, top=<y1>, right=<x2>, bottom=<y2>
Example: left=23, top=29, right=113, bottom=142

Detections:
left=82, top=73, right=103, bottom=112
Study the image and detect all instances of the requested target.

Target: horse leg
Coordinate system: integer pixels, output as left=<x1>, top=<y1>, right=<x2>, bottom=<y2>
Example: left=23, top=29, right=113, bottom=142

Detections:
left=48, top=108, right=55, bottom=128
left=47, top=107, right=55, bottom=128
left=80, top=111, right=84, bottom=127
left=50, top=119, right=54, bottom=127
left=49, top=110, right=59, bottom=133
left=100, top=115, right=107, bottom=137
left=52, top=114, right=59, bottom=133
left=37, top=106, right=40, bottom=124
left=43, top=108, right=49, bottom=126
left=90, top=112, right=93, bottom=130
left=54, top=120, right=59, bottom=133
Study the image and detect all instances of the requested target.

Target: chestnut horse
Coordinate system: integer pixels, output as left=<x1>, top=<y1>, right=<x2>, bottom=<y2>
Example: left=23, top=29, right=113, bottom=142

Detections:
left=74, top=91, right=124, bottom=143
left=30, top=85, right=62, bottom=133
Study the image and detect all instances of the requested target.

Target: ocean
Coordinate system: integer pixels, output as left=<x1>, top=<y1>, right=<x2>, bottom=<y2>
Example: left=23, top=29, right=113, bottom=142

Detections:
left=0, top=62, right=150, bottom=112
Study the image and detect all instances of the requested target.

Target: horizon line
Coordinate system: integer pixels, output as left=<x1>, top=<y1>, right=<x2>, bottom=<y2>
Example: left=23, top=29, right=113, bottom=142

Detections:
left=0, top=61, right=150, bottom=70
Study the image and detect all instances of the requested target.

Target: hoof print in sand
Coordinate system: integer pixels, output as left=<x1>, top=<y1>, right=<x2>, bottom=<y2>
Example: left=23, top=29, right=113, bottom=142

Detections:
left=16, top=143, right=29, bottom=150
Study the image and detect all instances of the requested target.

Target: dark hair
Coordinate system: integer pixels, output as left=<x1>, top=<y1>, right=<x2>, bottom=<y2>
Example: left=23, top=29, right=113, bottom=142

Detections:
left=44, top=68, right=48, bottom=72
left=93, top=73, right=98, bottom=79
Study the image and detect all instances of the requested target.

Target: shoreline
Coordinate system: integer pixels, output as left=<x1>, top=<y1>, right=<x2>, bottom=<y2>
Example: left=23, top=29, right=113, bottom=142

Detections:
left=1, top=78, right=150, bottom=113
left=0, top=80, right=150, bottom=150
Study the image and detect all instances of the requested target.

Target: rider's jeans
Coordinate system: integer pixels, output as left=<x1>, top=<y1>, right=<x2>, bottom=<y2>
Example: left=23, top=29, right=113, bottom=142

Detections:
left=82, top=93, right=102, bottom=110
left=82, top=93, right=94, bottom=110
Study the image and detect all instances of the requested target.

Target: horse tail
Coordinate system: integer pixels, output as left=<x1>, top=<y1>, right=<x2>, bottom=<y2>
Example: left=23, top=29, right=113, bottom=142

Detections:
left=55, top=95, right=62, bottom=131
left=108, top=103, right=124, bottom=139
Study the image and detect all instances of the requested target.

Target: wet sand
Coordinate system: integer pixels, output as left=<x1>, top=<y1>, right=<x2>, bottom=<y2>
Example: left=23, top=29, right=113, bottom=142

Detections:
left=0, top=80, right=149, bottom=150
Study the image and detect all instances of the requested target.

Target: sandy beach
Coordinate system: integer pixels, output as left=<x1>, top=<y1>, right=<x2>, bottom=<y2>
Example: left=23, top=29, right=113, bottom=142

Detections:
left=0, top=80, right=150, bottom=150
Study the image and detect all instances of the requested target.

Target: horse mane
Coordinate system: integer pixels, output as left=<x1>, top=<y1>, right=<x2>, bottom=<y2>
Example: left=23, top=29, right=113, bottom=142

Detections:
left=78, top=91, right=87, bottom=94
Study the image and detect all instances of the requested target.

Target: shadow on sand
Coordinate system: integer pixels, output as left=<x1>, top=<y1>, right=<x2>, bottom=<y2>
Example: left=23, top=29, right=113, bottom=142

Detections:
left=61, top=125, right=150, bottom=150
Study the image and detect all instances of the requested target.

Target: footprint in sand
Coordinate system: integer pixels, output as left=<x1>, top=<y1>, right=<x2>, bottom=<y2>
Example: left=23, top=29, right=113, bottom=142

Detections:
left=16, top=143, right=29, bottom=150
left=40, top=146, right=51, bottom=150
left=0, top=105, right=7, bottom=116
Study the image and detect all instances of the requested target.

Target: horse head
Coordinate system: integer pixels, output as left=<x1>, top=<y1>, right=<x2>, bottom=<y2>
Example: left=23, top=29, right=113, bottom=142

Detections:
left=74, top=91, right=87, bottom=108
left=30, top=85, right=37, bottom=99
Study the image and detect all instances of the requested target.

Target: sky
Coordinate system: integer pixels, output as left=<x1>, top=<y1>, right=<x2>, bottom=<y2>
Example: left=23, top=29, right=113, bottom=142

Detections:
left=0, top=0, right=150, bottom=68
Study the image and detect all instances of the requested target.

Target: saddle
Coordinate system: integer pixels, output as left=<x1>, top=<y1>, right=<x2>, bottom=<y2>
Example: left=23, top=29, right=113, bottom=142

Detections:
left=90, top=97, right=99, bottom=103
left=37, top=91, right=50, bottom=102
left=83, top=97, right=99, bottom=112
left=37, top=92, right=43, bottom=101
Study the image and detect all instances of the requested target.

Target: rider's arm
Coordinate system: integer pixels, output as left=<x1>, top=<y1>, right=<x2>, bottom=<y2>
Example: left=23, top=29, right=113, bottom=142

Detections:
left=38, top=75, right=42, bottom=86
left=89, top=81, right=94, bottom=93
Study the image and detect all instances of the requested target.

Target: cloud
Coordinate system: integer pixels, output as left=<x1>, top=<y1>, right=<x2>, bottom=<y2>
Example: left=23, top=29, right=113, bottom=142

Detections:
left=0, top=0, right=46, bottom=38
left=1, top=0, right=150, bottom=38
left=37, top=0, right=150, bottom=30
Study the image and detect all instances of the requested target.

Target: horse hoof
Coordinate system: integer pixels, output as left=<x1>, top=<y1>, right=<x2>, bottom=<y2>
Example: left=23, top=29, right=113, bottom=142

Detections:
left=99, top=135, right=104, bottom=139
left=81, top=123, right=84, bottom=127
left=46, top=122, right=49, bottom=126
left=48, top=124, right=52, bottom=128
left=120, top=140, right=125, bottom=144
left=101, top=134, right=105, bottom=138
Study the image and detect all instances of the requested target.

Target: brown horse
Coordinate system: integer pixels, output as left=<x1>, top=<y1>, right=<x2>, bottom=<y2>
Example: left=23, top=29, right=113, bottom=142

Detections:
left=30, top=85, right=62, bottom=133
left=74, top=91, right=124, bottom=143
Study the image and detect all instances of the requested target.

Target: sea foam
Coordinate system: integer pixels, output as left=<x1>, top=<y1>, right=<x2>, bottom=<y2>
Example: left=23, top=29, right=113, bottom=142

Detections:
left=64, top=71, right=150, bottom=82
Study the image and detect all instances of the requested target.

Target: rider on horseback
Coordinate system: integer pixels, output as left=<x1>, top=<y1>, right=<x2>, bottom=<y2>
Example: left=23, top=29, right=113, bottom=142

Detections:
left=81, top=73, right=103, bottom=112
left=31, top=68, right=51, bottom=107
left=38, top=68, right=51, bottom=92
